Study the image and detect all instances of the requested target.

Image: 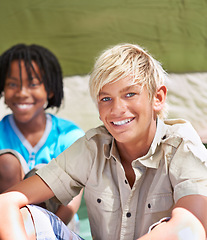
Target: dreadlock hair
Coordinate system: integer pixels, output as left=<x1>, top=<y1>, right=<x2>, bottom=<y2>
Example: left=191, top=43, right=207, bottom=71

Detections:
left=0, top=43, right=63, bottom=109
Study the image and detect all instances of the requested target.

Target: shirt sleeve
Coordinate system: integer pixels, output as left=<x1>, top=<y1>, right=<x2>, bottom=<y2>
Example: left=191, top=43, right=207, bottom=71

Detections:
left=36, top=134, right=96, bottom=205
left=169, top=136, right=207, bottom=203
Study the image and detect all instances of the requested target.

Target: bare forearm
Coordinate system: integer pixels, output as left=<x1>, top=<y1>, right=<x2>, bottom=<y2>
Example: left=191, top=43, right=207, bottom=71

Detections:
left=0, top=193, right=28, bottom=239
left=0, top=175, right=54, bottom=239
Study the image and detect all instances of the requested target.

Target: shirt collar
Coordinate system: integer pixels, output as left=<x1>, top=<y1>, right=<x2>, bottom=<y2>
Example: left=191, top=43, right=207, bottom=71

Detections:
left=137, top=118, right=168, bottom=168
left=104, top=137, right=120, bottom=161
left=137, top=118, right=167, bottom=168
left=104, top=118, right=168, bottom=169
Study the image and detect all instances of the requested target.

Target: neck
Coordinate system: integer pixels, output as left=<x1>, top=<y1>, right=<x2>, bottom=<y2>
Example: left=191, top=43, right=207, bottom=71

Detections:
left=117, top=140, right=151, bottom=164
left=117, top=126, right=156, bottom=164
left=13, top=113, right=47, bottom=138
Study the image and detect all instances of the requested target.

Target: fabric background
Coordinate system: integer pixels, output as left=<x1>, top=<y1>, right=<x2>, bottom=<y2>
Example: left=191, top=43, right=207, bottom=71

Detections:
left=0, top=0, right=207, bottom=76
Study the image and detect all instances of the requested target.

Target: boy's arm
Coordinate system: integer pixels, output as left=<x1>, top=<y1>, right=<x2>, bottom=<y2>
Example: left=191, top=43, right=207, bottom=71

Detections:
left=138, top=195, right=207, bottom=240
left=55, top=188, right=83, bottom=225
left=0, top=175, right=54, bottom=240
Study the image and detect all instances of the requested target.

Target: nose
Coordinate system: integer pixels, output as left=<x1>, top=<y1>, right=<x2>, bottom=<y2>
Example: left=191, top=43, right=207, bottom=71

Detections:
left=15, top=86, right=30, bottom=97
left=111, top=98, right=126, bottom=115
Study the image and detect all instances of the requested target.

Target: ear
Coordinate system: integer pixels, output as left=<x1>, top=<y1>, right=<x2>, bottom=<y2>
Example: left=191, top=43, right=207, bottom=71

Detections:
left=48, top=91, right=54, bottom=99
left=153, top=85, right=167, bottom=112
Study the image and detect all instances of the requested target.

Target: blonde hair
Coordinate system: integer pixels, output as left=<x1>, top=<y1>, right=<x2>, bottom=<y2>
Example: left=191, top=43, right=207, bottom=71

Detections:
left=89, top=43, right=168, bottom=119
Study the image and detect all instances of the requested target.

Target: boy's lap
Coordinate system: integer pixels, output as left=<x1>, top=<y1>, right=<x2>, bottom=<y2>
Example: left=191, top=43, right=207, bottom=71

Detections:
left=23, top=205, right=84, bottom=240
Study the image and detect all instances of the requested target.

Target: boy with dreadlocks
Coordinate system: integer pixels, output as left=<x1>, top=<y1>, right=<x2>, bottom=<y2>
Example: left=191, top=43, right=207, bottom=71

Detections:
left=0, top=43, right=84, bottom=226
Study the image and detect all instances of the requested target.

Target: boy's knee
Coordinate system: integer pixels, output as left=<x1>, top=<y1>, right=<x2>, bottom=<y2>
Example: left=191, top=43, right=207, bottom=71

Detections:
left=0, top=153, right=24, bottom=192
left=20, top=207, right=36, bottom=240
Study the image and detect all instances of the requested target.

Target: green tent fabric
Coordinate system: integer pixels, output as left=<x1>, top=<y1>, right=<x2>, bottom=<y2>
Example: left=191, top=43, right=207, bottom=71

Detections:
left=1, top=0, right=207, bottom=76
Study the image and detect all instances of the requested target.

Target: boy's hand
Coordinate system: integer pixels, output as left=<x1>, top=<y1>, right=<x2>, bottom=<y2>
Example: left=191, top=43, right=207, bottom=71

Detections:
left=138, top=195, right=207, bottom=240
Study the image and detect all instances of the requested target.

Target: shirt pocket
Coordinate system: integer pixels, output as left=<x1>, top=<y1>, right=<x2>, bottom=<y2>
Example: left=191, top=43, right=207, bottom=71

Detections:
left=84, top=187, right=121, bottom=214
left=145, top=192, right=174, bottom=214
left=84, top=188, right=121, bottom=239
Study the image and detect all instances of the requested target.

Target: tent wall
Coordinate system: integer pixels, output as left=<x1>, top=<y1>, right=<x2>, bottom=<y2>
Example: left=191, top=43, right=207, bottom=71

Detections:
left=1, top=0, right=207, bottom=76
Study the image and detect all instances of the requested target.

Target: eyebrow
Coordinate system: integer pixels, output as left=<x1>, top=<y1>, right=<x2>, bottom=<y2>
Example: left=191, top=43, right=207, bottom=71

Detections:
left=121, top=85, right=138, bottom=93
left=7, top=75, right=39, bottom=82
left=99, top=84, right=139, bottom=96
left=99, top=91, right=109, bottom=97
left=7, top=76, right=19, bottom=81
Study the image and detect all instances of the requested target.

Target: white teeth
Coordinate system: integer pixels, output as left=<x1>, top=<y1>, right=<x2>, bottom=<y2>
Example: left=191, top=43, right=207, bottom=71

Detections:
left=16, top=104, right=33, bottom=109
left=113, top=118, right=132, bottom=126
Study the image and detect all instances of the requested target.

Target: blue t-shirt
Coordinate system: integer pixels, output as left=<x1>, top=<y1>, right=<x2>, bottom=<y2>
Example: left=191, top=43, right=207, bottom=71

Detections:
left=0, top=114, right=85, bottom=170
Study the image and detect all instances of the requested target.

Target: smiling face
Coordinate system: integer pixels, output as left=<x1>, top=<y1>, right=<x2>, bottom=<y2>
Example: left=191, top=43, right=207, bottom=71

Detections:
left=4, top=60, right=49, bottom=125
left=98, top=77, right=163, bottom=149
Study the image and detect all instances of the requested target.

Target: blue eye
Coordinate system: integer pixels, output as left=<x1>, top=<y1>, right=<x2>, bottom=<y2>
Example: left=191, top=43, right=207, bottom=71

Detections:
left=101, top=97, right=111, bottom=102
left=126, top=93, right=135, bottom=97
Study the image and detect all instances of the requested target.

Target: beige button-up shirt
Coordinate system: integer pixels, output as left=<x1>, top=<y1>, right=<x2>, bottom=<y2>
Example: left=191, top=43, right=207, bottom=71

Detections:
left=37, top=118, right=207, bottom=240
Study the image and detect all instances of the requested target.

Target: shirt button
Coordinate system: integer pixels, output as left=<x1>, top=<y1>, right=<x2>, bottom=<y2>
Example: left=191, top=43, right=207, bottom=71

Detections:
left=148, top=203, right=151, bottom=208
left=126, top=212, right=131, bottom=218
left=97, top=198, right=101, bottom=203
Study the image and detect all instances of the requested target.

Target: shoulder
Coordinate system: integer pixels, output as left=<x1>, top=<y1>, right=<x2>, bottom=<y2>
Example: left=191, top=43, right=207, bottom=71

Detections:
left=0, top=115, right=17, bottom=147
left=164, top=119, right=200, bottom=141
left=48, top=114, right=84, bottom=148
left=163, top=118, right=203, bottom=148
left=0, top=114, right=12, bottom=130
left=67, top=125, right=113, bottom=155
left=85, top=125, right=112, bottom=142
left=49, top=114, right=83, bottom=132
left=162, top=118, right=207, bottom=162
left=0, top=114, right=10, bottom=124
left=58, top=125, right=113, bottom=166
